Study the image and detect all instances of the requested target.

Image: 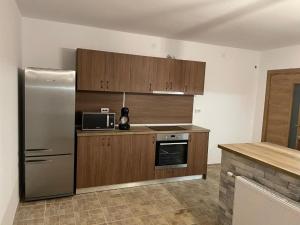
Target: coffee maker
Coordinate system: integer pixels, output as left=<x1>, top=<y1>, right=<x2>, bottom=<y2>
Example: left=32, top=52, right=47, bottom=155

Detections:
left=119, top=107, right=130, bottom=130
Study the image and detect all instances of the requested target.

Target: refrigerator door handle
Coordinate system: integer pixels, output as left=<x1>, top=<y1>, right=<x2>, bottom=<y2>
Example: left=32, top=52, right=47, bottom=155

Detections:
left=26, top=148, right=53, bottom=152
left=25, top=159, right=53, bottom=164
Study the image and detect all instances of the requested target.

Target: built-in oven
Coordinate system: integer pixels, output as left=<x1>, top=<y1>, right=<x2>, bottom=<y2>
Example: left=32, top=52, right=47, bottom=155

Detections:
left=155, top=133, right=189, bottom=168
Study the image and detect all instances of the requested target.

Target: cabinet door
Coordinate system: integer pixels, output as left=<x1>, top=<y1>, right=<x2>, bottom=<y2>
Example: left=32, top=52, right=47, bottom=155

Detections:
left=130, top=134, right=155, bottom=181
left=105, top=52, right=131, bottom=92
left=76, top=49, right=106, bottom=91
left=169, top=59, right=184, bottom=92
left=130, top=56, right=156, bottom=93
left=151, top=58, right=170, bottom=91
left=77, top=136, right=105, bottom=188
left=187, top=132, right=209, bottom=176
left=106, top=135, right=132, bottom=184
left=183, top=61, right=206, bottom=95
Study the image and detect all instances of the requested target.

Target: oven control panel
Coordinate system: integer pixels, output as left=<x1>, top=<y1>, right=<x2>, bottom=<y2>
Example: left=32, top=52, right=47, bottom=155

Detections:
left=156, top=133, right=189, bottom=141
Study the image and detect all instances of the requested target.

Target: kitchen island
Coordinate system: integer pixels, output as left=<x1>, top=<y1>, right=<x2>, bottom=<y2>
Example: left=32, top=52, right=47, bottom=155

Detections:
left=218, top=142, right=300, bottom=225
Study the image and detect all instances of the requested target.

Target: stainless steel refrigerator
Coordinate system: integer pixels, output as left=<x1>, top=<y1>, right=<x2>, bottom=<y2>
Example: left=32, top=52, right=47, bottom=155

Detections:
left=21, top=67, right=75, bottom=201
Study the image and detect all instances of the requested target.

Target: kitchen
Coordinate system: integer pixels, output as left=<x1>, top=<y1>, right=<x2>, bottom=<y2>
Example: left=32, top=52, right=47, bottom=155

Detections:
left=1, top=0, right=300, bottom=225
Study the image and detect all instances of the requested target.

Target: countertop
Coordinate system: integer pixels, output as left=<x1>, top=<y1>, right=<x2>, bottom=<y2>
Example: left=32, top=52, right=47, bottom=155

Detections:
left=218, top=142, right=300, bottom=177
left=77, top=125, right=210, bottom=136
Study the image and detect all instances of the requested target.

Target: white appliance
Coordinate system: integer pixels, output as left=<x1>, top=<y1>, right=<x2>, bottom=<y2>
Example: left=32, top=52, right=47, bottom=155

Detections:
left=233, top=176, right=300, bottom=225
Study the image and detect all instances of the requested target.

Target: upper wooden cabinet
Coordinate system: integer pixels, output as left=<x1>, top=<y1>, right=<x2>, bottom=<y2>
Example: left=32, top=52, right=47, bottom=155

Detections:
left=76, top=49, right=130, bottom=92
left=76, top=48, right=206, bottom=95
left=76, top=49, right=106, bottom=91
left=183, top=61, right=206, bottom=95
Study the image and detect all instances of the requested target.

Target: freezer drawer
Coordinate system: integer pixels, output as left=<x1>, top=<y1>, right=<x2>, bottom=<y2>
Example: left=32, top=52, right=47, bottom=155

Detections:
left=25, top=154, right=74, bottom=200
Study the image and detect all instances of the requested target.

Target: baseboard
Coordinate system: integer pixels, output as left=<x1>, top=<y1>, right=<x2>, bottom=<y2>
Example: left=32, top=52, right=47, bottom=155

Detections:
left=1, top=180, right=19, bottom=225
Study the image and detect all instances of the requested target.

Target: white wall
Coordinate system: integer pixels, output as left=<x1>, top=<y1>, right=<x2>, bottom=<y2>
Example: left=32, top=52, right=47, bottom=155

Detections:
left=0, top=0, right=21, bottom=224
left=22, top=17, right=260, bottom=164
left=252, top=45, right=300, bottom=141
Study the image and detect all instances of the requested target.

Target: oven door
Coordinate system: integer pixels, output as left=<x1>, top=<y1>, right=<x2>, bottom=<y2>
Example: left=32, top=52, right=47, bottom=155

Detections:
left=155, top=141, right=188, bottom=168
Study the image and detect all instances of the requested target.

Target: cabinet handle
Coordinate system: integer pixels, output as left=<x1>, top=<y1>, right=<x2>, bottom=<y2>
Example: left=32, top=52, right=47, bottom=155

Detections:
left=170, top=82, right=173, bottom=90
left=100, top=80, right=103, bottom=89
left=166, top=82, right=168, bottom=90
left=106, top=81, right=109, bottom=89
left=149, top=83, right=152, bottom=91
left=184, top=85, right=187, bottom=92
left=107, top=138, right=110, bottom=147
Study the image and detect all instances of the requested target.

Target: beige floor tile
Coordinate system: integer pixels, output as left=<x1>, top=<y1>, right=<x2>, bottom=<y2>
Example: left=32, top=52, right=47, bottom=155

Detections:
left=139, top=214, right=169, bottom=225
left=59, top=213, right=76, bottom=225
left=13, top=218, right=44, bottom=225
left=103, top=205, right=133, bottom=222
left=153, top=196, right=186, bottom=212
left=98, top=190, right=126, bottom=207
left=45, top=199, right=74, bottom=217
left=164, top=209, right=201, bottom=225
left=128, top=201, right=160, bottom=217
left=75, top=208, right=106, bottom=225
left=73, top=197, right=101, bottom=212
left=107, top=217, right=145, bottom=225
left=14, top=204, right=45, bottom=221
left=44, top=216, right=59, bottom=225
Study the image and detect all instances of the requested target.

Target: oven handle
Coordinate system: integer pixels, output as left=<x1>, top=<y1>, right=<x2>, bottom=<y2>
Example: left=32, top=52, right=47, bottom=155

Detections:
left=159, top=142, right=188, bottom=146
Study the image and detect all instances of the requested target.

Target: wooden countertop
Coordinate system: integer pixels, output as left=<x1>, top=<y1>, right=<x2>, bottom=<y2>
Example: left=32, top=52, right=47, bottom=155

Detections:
left=218, top=142, right=300, bottom=177
left=77, top=125, right=210, bottom=136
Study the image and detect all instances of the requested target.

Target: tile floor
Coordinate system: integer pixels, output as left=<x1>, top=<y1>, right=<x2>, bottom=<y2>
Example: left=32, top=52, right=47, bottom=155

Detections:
left=13, top=165, right=220, bottom=225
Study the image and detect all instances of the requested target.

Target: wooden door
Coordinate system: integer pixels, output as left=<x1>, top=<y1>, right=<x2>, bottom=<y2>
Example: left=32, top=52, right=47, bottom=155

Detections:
left=169, top=59, right=184, bottom=92
left=130, top=134, right=155, bottom=181
left=76, top=49, right=106, bottom=91
left=262, top=69, right=300, bottom=147
left=129, top=55, right=156, bottom=93
left=187, top=132, right=209, bottom=176
left=183, top=61, right=206, bottom=95
left=105, top=52, right=131, bottom=92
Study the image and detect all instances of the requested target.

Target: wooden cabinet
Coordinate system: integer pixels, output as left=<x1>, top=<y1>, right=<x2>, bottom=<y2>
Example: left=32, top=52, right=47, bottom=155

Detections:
left=151, top=58, right=184, bottom=92
left=183, top=61, right=206, bottom=95
left=105, top=52, right=131, bottom=92
left=169, top=59, right=184, bottom=92
left=76, top=134, right=155, bottom=188
left=76, top=49, right=130, bottom=92
left=130, top=134, right=156, bottom=181
left=130, top=56, right=157, bottom=93
left=76, top=48, right=206, bottom=95
left=76, top=49, right=106, bottom=91
left=151, top=58, right=170, bottom=91
left=187, top=132, right=209, bottom=176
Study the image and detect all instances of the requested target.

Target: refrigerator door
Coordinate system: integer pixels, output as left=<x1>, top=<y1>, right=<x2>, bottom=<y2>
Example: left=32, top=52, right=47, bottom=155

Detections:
left=25, top=68, right=75, bottom=156
left=25, top=155, right=74, bottom=200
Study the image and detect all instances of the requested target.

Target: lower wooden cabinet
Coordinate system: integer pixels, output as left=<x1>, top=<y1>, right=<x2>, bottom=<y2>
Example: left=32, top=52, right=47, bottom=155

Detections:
left=77, top=132, right=209, bottom=189
left=76, top=134, right=155, bottom=188
left=187, top=132, right=209, bottom=176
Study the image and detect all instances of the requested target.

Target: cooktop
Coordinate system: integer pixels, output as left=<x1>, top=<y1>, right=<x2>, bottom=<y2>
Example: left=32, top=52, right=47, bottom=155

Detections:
left=147, top=126, right=186, bottom=131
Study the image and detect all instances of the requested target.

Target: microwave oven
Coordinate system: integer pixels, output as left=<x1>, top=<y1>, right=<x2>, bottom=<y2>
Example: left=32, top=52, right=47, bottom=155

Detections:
left=81, top=112, right=115, bottom=130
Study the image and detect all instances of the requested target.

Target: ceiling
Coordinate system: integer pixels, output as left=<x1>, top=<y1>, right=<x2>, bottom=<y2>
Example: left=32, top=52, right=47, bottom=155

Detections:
left=16, top=0, right=300, bottom=50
